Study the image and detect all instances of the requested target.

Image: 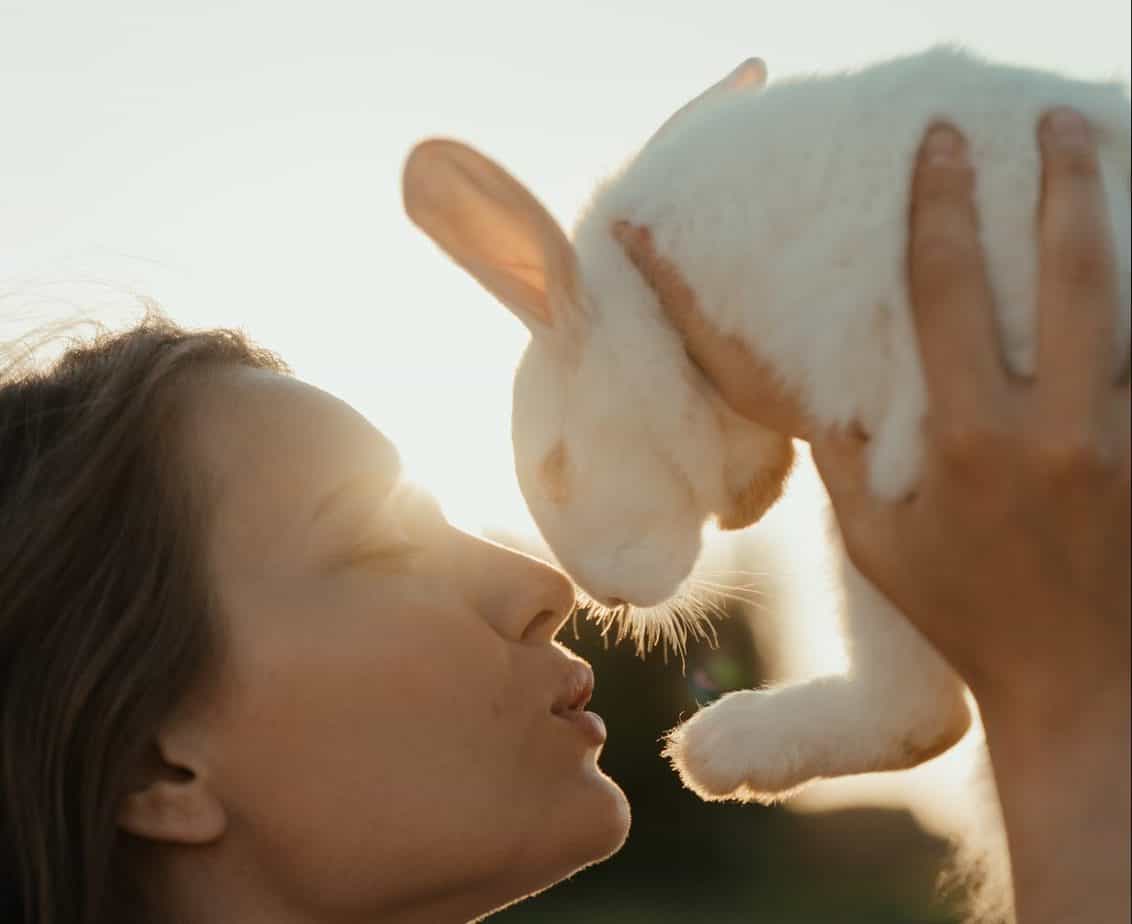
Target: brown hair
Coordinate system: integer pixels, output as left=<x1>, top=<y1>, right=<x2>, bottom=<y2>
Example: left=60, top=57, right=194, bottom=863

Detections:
left=0, top=310, right=288, bottom=924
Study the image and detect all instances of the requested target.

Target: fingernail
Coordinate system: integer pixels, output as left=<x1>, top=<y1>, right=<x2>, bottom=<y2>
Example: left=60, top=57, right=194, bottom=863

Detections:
left=1044, top=107, right=1090, bottom=144
left=613, top=220, right=639, bottom=241
left=923, top=124, right=966, bottom=165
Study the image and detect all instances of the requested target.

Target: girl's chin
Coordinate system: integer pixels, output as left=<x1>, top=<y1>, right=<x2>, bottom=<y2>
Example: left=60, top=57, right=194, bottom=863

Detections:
left=564, top=769, right=632, bottom=863
left=505, top=765, right=629, bottom=902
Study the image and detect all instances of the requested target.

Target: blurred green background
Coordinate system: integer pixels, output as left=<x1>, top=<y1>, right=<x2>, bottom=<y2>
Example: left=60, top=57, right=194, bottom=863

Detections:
left=491, top=590, right=967, bottom=924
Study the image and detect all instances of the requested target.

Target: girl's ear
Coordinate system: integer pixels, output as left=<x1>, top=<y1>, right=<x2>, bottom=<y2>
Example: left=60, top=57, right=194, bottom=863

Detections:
left=116, top=734, right=226, bottom=846
left=646, top=57, right=768, bottom=148
left=403, top=139, right=579, bottom=334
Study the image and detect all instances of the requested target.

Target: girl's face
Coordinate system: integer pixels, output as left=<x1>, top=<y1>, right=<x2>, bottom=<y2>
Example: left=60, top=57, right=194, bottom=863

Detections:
left=146, top=368, right=629, bottom=922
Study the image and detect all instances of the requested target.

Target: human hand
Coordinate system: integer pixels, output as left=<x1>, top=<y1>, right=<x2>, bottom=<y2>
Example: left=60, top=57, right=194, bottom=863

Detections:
left=612, top=221, right=814, bottom=440
left=828, top=108, right=1127, bottom=924
left=811, top=113, right=1129, bottom=718
left=814, top=112, right=1129, bottom=924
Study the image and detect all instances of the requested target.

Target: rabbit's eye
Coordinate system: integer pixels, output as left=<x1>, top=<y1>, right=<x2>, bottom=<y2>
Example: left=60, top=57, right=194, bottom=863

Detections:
left=538, top=441, right=570, bottom=505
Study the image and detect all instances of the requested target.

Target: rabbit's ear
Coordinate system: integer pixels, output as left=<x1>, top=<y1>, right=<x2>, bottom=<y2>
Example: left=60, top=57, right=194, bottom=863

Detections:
left=646, top=58, right=768, bottom=147
left=403, top=139, right=579, bottom=333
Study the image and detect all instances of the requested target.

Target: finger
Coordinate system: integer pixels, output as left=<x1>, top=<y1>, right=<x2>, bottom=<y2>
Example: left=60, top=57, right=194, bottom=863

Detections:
left=811, top=427, right=905, bottom=589
left=907, top=123, right=1009, bottom=421
left=810, top=426, right=886, bottom=530
left=1107, top=379, right=1131, bottom=472
left=613, top=219, right=747, bottom=394
left=613, top=220, right=812, bottom=436
left=1119, top=387, right=1131, bottom=467
left=613, top=221, right=706, bottom=341
left=1035, top=108, right=1122, bottom=419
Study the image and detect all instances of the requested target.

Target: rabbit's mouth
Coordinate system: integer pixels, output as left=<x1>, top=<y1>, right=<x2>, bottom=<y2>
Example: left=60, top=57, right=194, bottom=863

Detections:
left=577, top=583, right=718, bottom=660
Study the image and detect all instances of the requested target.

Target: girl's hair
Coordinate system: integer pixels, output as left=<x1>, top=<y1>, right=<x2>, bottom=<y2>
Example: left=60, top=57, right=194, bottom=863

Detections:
left=0, top=309, right=288, bottom=924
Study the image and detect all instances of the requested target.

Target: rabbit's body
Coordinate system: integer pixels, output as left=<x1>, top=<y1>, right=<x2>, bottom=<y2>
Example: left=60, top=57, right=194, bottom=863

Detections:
left=404, top=46, right=1131, bottom=804
left=576, top=46, right=1130, bottom=502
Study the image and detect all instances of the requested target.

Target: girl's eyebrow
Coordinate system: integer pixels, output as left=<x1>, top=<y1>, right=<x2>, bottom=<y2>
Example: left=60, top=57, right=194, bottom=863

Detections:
left=309, top=467, right=402, bottom=528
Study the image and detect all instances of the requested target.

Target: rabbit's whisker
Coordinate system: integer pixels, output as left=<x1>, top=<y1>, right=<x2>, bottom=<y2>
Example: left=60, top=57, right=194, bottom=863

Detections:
left=574, top=584, right=720, bottom=665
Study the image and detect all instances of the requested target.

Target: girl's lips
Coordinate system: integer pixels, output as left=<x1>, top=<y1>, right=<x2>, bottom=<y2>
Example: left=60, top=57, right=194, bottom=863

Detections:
left=555, top=708, right=607, bottom=746
left=550, top=660, right=605, bottom=746
left=550, top=661, right=594, bottom=714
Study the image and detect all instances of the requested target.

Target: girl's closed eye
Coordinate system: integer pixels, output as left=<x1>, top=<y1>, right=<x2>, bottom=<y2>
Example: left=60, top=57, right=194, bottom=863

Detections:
left=338, top=518, right=424, bottom=572
left=344, top=538, right=423, bottom=571
left=331, top=480, right=444, bottom=572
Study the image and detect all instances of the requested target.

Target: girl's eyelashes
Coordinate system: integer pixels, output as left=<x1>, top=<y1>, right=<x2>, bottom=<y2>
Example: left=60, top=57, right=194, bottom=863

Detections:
left=329, top=509, right=423, bottom=572
left=325, top=482, right=444, bottom=574
left=348, top=540, right=424, bottom=570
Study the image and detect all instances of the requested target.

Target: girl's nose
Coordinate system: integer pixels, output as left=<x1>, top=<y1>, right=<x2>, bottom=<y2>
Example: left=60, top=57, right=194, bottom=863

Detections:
left=475, top=540, right=576, bottom=643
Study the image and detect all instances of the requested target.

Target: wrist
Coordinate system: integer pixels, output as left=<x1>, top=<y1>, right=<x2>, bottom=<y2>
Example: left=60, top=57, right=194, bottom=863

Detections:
left=980, top=683, right=1130, bottom=923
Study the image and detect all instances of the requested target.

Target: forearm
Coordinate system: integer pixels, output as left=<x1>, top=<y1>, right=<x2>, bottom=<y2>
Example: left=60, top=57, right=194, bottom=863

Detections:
left=982, top=685, right=1130, bottom=924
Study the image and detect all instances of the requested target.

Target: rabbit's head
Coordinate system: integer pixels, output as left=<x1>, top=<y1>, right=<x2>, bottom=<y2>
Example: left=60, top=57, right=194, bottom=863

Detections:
left=402, top=59, right=793, bottom=622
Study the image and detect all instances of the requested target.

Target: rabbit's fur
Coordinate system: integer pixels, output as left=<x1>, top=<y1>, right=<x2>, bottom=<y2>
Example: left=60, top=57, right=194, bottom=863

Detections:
left=403, top=45, right=1131, bottom=804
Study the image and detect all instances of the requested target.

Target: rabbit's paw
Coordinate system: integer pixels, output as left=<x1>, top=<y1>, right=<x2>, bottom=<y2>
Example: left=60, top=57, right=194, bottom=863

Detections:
left=662, top=690, right=815, bottom=804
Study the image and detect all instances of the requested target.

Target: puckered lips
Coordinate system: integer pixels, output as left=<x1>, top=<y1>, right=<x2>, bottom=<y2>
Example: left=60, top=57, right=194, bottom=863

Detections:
left=550, top=660, right=605, bottom=747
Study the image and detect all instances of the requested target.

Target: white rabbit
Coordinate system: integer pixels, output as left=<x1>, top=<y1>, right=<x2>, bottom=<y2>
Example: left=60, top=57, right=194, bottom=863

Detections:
left=402, top=45, right=1131, bottom=804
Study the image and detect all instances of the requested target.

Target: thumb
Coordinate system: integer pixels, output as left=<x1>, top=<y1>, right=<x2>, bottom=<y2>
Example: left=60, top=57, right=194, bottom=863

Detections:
left=810, top=426, right=899, bottom=585
left=810, top=424, right=873, bottom=518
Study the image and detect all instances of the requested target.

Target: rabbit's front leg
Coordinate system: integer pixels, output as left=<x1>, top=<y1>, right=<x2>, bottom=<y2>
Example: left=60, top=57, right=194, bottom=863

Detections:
left=664, top=551, right=971, bottom=804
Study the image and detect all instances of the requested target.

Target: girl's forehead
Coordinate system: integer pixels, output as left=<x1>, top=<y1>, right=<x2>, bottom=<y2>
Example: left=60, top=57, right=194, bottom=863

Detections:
left=189, top=368, right=396, bottom=472
left=185, top=368, right=400, bottom=554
